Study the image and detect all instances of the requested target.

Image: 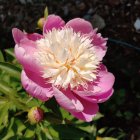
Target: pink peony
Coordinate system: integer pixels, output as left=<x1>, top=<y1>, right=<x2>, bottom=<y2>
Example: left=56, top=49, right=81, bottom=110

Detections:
left=12, top=15, right=115, bottom=122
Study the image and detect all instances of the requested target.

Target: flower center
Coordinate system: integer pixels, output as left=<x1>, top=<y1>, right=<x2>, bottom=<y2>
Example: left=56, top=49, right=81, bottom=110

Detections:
left=35, top=28, right=100, bottom=89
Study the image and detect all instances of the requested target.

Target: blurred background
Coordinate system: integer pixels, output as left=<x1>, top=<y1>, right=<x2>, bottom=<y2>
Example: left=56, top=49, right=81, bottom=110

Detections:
left=0, top=0, right=140, bottom=139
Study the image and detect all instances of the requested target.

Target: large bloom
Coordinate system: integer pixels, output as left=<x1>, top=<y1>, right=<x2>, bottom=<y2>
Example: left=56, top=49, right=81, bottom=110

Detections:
left=12, top=15, right=115, bottom=122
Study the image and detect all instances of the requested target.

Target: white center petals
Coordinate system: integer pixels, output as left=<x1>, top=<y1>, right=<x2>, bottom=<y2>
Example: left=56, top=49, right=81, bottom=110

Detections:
left=35, top=28, right=100, bottom=89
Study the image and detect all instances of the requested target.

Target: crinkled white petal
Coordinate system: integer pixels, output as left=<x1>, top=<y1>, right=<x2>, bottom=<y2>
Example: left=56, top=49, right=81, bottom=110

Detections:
left=35, top=28, right=100, bottom=89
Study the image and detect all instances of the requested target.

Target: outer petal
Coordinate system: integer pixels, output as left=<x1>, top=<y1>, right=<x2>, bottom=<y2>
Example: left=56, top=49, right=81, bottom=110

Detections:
left=94, top=71, right=115, bottom=95
left=93, top=89, right=114, bottom=103
left=27, top=33, right=43, bottom=41
left=43, top=15, right=65, bottom=34
left=12, top=28, right=26, bottom=44
left=66, top=19, right=107, bottom=61
left=12, top=28, right=43, bottom=43
left=75, top=89, right=114, bottom=104
left=90, top=30, right=108, bottom=61
left=24, top=69, right=48, bottom=87
left=70, top=95, right=99, bottom=122
left=66, top=18, right=93, bottom=34
left=73, top=70, right=115, bottom=97
left=14, top=44, right=42, bottom=74
left=21, top=70, right=53, bottom=101
left=53, top=87, right=84, bottom=112
left=13, top=28, right=43, bottom=74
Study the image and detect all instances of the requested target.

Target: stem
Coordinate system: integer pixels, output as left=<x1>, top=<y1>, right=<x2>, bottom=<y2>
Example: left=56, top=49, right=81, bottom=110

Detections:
left=108, top=38, right=140, bottom=51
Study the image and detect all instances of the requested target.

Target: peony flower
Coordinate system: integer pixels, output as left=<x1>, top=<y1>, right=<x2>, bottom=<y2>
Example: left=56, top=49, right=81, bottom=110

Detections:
left=12, top=15, right=115, bottom=122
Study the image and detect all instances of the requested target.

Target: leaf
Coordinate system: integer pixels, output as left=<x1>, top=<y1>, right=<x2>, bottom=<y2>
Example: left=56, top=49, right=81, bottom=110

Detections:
left=45, top=112, right=63, bottom=124
left=15, top=119, right=26, bottom=135
left=0, top=62, right=21, bottom=80
left=0, top=80, right=28, bottom=110
left=60, top=108, right=73, bottom=120
left=79, top=125, right=94, bottom=133
left=98, top=127, right=107, bottom=134
left=93, top=112, right=104, bottom=121
left=124, top=111, right=133, bottom=120
left=0, top=103, right=9, bottom=126
left=45, top=98, right=62, bottom=119
left=2, top=129, right=15, bottom=140
left=50, top=124, right=88, bottom=139
left=35, top=124, right=51, bottom=140
left=48, top=126, right=59, bottom=139
left=24, top=128, right=35, bottom=139
left=0, top=50, right=4, bottom=62
left=0, top=80, right=17, bottom=97
left=96, top=137, right=117, bottom=140
left=0, top=96, right=8, bottom=105
left=0, top=118, right=15, bottom=140
left=41, top=127, right=53, bottom=140
left=44, top=6, right=48, bottom=18
left=5, top=48, right=15, bottom=58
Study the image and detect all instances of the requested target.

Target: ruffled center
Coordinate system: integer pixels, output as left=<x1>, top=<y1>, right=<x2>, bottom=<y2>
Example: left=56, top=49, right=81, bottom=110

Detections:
left=35, top=28, right=100, bottom=89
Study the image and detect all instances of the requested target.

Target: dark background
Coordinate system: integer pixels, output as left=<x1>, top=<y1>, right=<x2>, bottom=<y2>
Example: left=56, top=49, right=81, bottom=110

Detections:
left=0, top=0, right=140, bottom=139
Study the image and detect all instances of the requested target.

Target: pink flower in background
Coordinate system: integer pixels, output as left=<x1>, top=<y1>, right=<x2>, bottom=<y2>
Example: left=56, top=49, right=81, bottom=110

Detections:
left=12, top=15, right=115, bottom=122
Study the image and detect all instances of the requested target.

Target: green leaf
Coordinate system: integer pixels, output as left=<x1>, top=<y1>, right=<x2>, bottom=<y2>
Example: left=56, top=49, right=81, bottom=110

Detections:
left=79, top=125, right=94, bottom=133
left=5, top=48, right=15, bottom=58
left=0, top=103, right=9, bottom=126
left=48, top=126, right=59, bottom=139
left=36, top=124, right=51, bottom=140
left=45, top=98, right=62, bottom=119
left=15, top=119, right=26, bottom=135
left=24, top=128, right=35, bottom=139
left=0, top=80, right=28, bottom=110
left=0, top=80, right=17, bottom=97
left=0, top=96, right=8, bottom=105
left=97, top=137, right=117, bottom=140
left=0, top=51, right=4, bottom=62
left=60, top=108, right=73, bottom=121
left=124, top=111, right=133, bottom=120
left=98, top=127, right=107, bottom=134
left=0, top=62, right=21, bottom=80
left=45, top=112, right=63, bottom=124
left=50, top=124, right=88, bottom=139
left=93, top=112, right=104, bottom=121
left=44, top=6, right=48, bottom=18
left=2, top=129, right=15, bottom=140
left=0, top=118, right=15, bottom=140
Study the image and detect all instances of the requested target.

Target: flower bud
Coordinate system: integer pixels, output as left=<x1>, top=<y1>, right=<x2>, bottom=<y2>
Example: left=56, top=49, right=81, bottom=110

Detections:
left=37, top=18, right=45, bottom=30
left=28, top=107, right=44, bottom=124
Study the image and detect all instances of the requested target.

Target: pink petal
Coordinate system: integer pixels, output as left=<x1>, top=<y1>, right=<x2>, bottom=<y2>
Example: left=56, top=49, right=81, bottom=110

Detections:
left=93, top=89, right=114, bottom=103
left=66, top=18, right=93, bottom=34
left=43, top=15, right=65, bottom=34
left=19, top=38, right=37, bottom=54
left=21, top=70, right=53, bottom=101
left=53, top=87, right=84, bottom=112
left=27, top=33, right=43, bottom=41
left=70, top=95, right=99, bottom=122
left=73, top=67, right=115, bottom=97
left=12, top=28, right=26, bottom=44
left=24, top=69, right=48, bottom=87
left=12, top=28, right=43, bottom=44
left=94, top=71, right=115, bottom=94
left=90, top=30, right=108, bottom=61
left=14, top=30, right=44, bottom=74
left=75, top=89, right=114, bottom=104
